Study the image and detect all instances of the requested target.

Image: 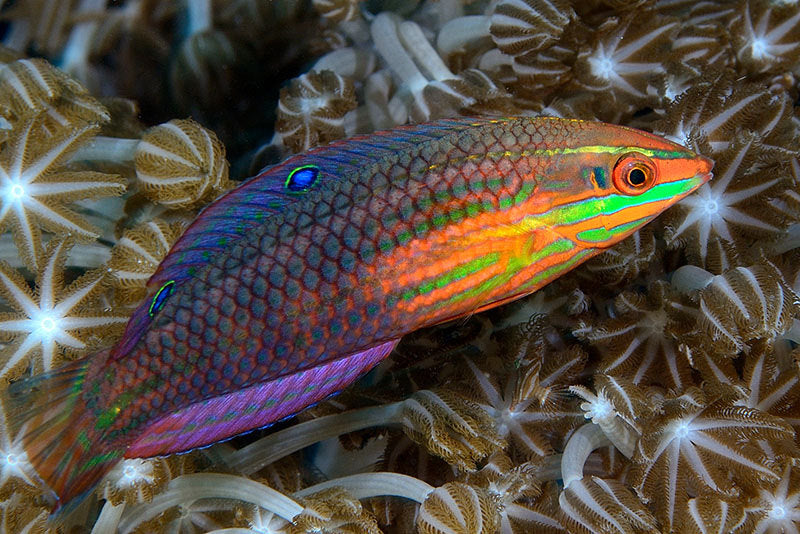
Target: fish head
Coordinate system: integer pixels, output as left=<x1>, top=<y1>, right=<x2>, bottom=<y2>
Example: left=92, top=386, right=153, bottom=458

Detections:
left=536, top=121, right=713, bottom=249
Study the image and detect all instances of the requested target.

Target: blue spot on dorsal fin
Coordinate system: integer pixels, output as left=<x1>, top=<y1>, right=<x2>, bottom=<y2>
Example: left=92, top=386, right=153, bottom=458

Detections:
left=149, top=280, right=175, bottom=316
left=114, top=280, right=175, bottom=359
left=285, top=165, right=319, bottom=193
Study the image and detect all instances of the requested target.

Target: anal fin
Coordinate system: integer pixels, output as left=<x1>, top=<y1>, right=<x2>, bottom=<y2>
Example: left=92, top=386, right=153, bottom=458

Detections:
left=127, top=339, right=399, bottom=457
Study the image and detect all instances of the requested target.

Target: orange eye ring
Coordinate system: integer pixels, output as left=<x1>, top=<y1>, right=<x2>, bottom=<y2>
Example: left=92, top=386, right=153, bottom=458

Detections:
left=612, top=153, right=656, bottom=195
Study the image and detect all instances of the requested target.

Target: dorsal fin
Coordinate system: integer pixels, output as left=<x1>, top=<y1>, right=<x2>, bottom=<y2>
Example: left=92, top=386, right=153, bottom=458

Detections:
left=147, top=116, right=508, bottom=290
left=113, top=117, right=513, bottom=359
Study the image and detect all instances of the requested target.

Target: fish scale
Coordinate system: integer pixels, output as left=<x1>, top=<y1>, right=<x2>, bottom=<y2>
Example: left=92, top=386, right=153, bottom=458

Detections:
left=6, top=116, right=713, bottom=509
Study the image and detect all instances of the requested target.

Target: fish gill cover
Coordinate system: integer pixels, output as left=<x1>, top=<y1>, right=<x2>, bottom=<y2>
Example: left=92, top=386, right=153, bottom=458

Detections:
left=0, top=0, right=797, bottom=533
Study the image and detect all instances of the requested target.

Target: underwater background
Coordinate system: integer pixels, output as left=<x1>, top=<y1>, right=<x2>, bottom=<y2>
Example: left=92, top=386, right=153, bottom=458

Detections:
left=0, top=0, right=799, bottom=532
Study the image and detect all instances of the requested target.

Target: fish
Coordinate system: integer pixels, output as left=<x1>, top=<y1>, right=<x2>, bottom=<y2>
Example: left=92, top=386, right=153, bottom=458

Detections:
left=4, top=116, right=713, bottom=510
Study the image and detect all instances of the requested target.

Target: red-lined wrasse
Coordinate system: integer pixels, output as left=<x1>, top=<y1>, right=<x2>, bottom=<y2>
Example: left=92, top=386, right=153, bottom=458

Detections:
left=4, top=116, right=712, bottom=511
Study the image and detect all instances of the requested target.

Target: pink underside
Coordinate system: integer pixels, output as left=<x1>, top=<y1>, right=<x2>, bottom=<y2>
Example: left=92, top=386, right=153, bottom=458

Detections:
left=126, top=339, right=398, bottom=457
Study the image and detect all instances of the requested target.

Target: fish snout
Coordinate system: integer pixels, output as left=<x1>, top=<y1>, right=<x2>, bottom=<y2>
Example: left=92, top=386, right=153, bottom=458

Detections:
left=677, top=154, right=713, bottom=197
left=696, top=155, right=714, bottom=183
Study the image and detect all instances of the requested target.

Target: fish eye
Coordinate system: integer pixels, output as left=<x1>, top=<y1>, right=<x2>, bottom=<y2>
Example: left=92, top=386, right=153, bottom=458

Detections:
left=612, top=153, right=656, bottom=195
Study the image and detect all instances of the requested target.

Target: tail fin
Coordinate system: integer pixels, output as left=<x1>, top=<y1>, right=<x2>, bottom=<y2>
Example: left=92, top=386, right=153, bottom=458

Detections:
left=4, top=356, right=124, bottom=511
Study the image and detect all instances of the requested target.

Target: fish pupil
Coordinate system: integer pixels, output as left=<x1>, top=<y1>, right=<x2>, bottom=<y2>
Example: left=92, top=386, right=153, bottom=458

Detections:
left=628, top=168, right=646, bottom=186
left=149, top=280, right=176, bottom=317
left=285, top=165, right=319, bottom=192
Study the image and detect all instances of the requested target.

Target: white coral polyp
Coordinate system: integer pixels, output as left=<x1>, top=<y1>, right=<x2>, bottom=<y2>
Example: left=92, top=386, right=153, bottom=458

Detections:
left=671, top=420, right=691, bottom=440
left=35, top=314, right=59, bottom=336
left=769, top=500, right=788, bottom=520
left=749, top=37, right=773, bottom=61
left=8, top=184, right=24, bottom=199
left=738, top=5, right=800, bottom=71
left=0, top=441, right=37, bottom=487
left=588, top=50, right=616, bottom=81
left=297, top=96, right=331, bottom=115
left=109, top=458, right=156, bottom=489
left=582, top=395, right=613, bottom=423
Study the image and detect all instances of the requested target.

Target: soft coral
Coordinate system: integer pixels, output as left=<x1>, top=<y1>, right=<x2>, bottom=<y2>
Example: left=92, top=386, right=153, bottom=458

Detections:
left=632, top=387, right=793, bottom=531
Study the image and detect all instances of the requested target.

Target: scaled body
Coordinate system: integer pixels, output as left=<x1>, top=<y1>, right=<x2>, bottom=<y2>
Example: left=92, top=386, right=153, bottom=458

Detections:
left=7, top=116, right=712, bottom=507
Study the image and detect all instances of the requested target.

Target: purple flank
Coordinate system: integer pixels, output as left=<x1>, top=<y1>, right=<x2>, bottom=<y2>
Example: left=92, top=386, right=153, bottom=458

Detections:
left=126, top=339, right=398, bottom=457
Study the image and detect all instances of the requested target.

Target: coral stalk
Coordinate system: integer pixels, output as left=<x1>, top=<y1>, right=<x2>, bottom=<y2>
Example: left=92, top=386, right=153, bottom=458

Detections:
left=185, top=0, right=213, bottom=36
left=68, top=136, right=140, bottom=164
left=397, top=21, right=453, bottom=82
left=295, top=472, right=434, bottom=503
left=90, top=502, right=125, bottom=534
left=58, top=0, right=105, bottom=86
left=371, top=14, right=427, bottom=97
left=436, top=16, right=491, bottom=58
left=561, top=423, right=610, bottom=488
left=223, top=403, right=403, bottom=474
left=671, top=264, right=715, bottom=292
left=117, top=474, right=304, bottom=533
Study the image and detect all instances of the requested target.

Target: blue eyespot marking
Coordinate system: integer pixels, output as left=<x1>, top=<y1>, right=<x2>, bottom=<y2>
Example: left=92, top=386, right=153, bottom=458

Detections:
left=285, top=165, right=319, bottom=193
left=149, top=280, right=176, bottom=317
left=593, top=167, right=607, bottom=188
left=584, top=166, right=608, bottom=189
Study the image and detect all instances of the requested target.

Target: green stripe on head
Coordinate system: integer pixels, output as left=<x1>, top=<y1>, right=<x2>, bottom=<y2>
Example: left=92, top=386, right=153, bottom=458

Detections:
left=535, top=145, right=690, bottom=160
left=518, top=249, right=593, bottom=291
left=541, top=177, right=699, bottom=228
left=576, top=218, right=648, bottom=243
left=601, top=178, right=701, bottom=215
